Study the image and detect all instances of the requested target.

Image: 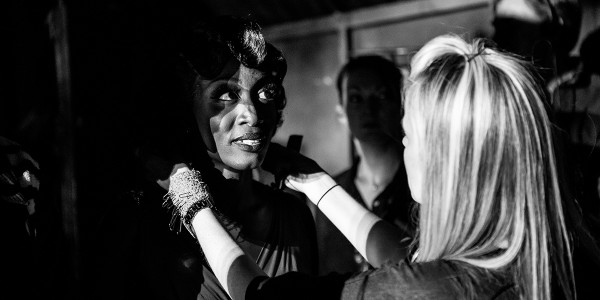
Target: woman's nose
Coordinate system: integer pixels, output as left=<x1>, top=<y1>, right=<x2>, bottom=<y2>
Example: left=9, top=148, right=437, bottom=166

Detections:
left=237, top=98, right=260, bottom=127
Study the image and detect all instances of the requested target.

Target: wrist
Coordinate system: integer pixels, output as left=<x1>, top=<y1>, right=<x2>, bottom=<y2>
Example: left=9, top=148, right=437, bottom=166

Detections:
left=301, top=174, right=338, bottom=204
left=164, top=168, right=215, bottom=237
left=181, top=192, right=215, bottom=237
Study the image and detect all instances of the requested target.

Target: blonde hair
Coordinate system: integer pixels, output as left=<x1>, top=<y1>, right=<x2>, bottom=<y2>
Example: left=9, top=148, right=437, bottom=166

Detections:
left=404, top=34, right=574, bottom=299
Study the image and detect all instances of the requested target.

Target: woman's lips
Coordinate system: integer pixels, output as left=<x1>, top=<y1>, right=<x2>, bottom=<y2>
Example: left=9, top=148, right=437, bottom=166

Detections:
left=231, top=133, right=266, bottom=152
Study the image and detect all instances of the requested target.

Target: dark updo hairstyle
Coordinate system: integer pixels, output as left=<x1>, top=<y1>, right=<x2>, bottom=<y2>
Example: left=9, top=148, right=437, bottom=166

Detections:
left=335, top=55, right=402, bottom=104
left=177, top=15, right=288, bottom=126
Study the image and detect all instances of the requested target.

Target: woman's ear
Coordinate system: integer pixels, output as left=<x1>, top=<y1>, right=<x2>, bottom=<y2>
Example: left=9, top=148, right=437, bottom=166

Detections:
left=336, top=104, right=348, bottom=126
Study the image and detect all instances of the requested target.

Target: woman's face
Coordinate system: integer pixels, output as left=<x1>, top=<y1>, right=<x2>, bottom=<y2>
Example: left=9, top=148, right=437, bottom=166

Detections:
left=402, top=115, right=423, bottom=203
left=193, top=59, right=281, bottom=171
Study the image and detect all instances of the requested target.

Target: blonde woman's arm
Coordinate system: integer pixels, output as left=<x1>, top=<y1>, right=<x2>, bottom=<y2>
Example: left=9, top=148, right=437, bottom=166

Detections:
left=263, top=143, right=409, bottom=267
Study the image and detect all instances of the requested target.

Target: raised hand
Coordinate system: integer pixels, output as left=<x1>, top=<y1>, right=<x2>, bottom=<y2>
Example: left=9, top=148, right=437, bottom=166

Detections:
left=135, top=142, right=189, bottom=191
left=134, top=123, right=217, bottom=191
left=262, top=142, right=328, bottom=194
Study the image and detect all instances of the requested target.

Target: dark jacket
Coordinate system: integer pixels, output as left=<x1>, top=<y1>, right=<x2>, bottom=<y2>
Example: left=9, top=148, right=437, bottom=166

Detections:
left=248, top=259, right=515, bottom=300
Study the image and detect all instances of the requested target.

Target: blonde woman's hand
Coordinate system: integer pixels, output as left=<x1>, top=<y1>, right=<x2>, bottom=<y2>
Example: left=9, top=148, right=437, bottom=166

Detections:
left=262, top=143, right=329, bottom=195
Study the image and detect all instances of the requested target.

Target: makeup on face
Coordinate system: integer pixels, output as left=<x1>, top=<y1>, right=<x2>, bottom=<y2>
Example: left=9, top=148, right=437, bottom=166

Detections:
left=193, top=60, right=282, bottom=171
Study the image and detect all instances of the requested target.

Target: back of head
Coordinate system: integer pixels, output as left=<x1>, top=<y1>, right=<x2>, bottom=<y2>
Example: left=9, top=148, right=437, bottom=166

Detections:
left=404, top=34, right=573, bottom=299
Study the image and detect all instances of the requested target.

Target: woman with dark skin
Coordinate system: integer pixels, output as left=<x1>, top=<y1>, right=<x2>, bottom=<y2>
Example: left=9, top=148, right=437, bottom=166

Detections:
left=93, top=16, right=317, bottom=300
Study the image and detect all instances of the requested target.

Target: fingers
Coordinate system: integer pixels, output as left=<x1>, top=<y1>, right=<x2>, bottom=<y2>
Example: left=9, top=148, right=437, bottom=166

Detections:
left=284, top=178, right=300, bottom=192
left=136, top=147, right=173, bottom=181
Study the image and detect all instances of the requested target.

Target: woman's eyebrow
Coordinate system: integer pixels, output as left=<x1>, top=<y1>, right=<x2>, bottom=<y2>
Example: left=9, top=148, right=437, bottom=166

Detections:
left=252, top=76, right=280, bottom=90
left=203, top=77, right=234, bottom=86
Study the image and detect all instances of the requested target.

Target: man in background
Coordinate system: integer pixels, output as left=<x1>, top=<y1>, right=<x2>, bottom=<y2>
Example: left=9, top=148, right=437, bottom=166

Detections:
left=313, top=55, right=414, bottom=275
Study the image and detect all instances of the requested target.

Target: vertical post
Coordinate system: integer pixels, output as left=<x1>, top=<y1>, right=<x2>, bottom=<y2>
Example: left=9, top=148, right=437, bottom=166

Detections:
left=47, top=0, right=80, bottom=293
left=337, top=14, right=350, bottom=64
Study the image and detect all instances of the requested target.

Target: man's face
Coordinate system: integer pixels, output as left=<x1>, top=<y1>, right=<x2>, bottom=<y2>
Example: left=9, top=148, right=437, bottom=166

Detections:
left=193, top=59, right=282, bottom=171
left=341, top=68, right=402, bottom=142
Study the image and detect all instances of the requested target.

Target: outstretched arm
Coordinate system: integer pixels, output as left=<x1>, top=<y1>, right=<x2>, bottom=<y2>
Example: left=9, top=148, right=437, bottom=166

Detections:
left=286, top=171, right=407, bottom=268
left=192, top=207, right=266, bottom=299
left=158, top=146, right=408, bottom=299
left=169, top=166, right=345, bottom=300
left=263, top=143, right=409, bottom=267
left=166, top=166, right=267, bottom=299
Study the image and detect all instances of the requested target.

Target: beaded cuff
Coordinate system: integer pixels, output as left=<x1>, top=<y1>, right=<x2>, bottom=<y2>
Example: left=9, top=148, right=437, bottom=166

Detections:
left=163, top=169, right=215, bottom=237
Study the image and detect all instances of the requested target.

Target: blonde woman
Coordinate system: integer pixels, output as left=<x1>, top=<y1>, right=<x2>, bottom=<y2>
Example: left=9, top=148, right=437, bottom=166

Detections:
left=160, top=34, right=576, bottom=299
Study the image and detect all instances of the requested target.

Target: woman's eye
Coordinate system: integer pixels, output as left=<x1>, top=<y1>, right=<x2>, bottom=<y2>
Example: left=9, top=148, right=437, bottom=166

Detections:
left=258, top=86, right=280, bottom=102
left=218, top=91, right=238, bottom=101
left=258, top=90, right=274, bottom=101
